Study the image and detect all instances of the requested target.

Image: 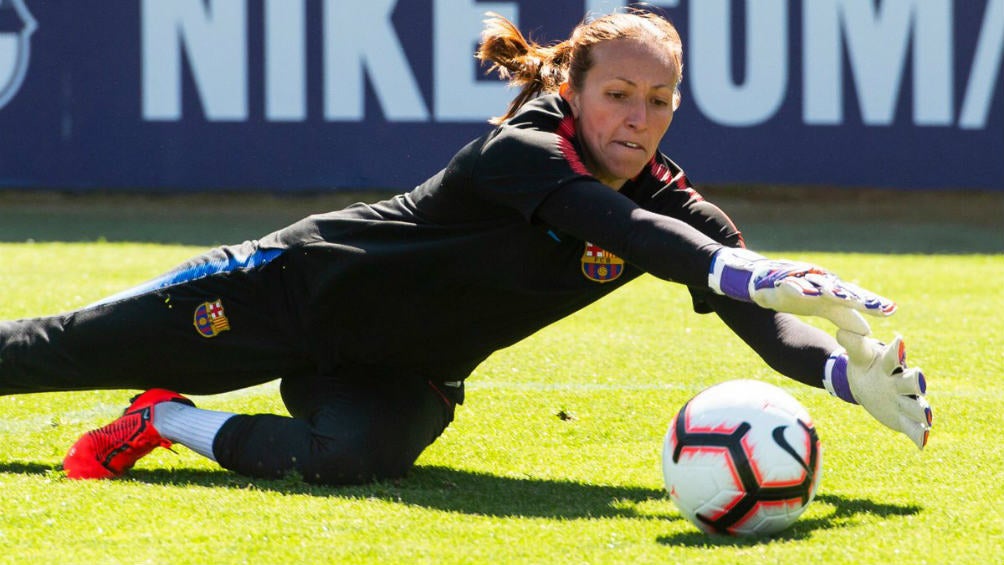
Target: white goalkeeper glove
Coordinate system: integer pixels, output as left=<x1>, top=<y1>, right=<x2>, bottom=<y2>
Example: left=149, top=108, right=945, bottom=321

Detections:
left=824, top=330, right=933, bottom=449
left=708, top=247, right=896, bottom=335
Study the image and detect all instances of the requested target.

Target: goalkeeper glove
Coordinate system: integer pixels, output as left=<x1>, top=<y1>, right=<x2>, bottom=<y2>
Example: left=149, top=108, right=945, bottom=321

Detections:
left=824, top=330, right=933, bottom=449
left=708, top=247, right=895, bottom=335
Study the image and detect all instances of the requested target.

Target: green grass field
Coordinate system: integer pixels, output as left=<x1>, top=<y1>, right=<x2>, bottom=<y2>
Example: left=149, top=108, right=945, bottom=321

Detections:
left=0, top=189, right=1002, bottom=564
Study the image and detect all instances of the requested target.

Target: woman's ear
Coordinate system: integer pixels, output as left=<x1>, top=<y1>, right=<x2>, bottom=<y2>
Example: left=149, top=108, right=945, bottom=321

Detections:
left=559, top=82, right=579, bottom=118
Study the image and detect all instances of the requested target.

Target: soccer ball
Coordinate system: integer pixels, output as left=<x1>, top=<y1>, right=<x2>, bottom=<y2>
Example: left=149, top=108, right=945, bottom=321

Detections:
left=662, top=379, right=822, bottom=536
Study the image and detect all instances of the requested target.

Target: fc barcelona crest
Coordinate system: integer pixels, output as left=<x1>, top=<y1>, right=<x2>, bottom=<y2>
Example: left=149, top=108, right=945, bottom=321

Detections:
left=194, top=299, right=231, bottom=338
left=581, top=242, right=624, bottom=283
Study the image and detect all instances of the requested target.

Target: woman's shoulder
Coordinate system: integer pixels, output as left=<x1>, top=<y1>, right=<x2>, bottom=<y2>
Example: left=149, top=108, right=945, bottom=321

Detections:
left=479, top=94, right=579, bottom=166
left=503, top=93, right=571, bottom=128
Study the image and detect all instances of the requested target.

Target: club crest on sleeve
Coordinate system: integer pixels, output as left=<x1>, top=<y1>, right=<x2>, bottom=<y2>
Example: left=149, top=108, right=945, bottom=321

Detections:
left=194, top=299, right=231, bottom=338
left=581, top=242, right=624, bottom=283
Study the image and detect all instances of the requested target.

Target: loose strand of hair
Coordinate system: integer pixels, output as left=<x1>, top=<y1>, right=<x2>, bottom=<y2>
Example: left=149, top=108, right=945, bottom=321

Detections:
left=477, top=13, right=569, bottom=124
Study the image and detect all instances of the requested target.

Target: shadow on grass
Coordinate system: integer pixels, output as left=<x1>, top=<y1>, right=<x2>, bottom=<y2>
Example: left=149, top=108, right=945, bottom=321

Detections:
left=0, top=459, right=670, bottom=520
left=132, top=464, right=675, bottom=521
left=655, top=493, right=922, bottom=546
left=1, top=459, right=921, bottom=536
left=0, top=461, right=55, bottom=476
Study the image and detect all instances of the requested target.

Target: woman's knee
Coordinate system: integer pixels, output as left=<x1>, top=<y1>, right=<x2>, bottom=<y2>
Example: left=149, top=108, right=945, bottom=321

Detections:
left=298, top=427, right=418, bottom=485
left=277, top=374, right=455, bottom=485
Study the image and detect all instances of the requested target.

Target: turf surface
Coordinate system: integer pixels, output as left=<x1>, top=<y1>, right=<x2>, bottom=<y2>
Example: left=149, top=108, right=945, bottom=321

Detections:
left=0, top=188, right=1000, bottom=563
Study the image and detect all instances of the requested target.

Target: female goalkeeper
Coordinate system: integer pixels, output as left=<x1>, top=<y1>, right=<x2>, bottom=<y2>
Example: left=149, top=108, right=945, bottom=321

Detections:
left=0, top=10, right=931, bottom=485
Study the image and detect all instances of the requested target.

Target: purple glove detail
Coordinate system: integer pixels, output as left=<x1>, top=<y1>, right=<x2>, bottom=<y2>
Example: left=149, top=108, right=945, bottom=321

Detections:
left=719, top=265, right=753, bottom=301
left=825, top=353, right=858, bottom=404
left=708, top=247, right=766, bottom=302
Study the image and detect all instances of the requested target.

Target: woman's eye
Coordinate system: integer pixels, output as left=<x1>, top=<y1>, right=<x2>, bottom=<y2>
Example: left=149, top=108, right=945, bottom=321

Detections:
left=607, top=91, right=626, bottom=100
left=651, top=98, right=670, bottom=107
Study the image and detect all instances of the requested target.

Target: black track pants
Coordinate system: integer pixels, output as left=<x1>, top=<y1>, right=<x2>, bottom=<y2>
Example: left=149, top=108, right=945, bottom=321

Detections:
left=0, top=243, right=304, bottom=395
left=216, top=373, right=457, bottom=485
left=0, top=243, right=457, bottom=484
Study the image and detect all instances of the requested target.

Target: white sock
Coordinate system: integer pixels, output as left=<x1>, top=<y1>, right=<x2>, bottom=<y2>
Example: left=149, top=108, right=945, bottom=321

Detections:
left=152, top=401, right=236, bottom=462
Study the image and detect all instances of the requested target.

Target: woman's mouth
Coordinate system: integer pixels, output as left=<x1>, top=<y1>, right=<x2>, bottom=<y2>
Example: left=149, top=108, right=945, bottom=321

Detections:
left=616, top=140, right=645, bottom=151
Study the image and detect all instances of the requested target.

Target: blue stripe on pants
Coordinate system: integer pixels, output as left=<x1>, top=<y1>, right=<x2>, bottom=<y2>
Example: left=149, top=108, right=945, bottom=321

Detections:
left=88, top=246, right=283, bottom=308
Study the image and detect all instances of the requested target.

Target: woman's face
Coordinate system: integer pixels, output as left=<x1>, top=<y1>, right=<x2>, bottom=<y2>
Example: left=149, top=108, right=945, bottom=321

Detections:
left=561, top=38, right=679, bottom=190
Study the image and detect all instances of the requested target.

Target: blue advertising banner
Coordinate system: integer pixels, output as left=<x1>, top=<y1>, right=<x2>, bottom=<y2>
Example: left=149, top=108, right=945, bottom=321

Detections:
left=0, top=0, right=1001, bottom=192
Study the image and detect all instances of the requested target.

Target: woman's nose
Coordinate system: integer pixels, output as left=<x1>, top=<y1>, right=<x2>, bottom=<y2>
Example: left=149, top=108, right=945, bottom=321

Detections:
left=625, top=100, right=647, bottom=130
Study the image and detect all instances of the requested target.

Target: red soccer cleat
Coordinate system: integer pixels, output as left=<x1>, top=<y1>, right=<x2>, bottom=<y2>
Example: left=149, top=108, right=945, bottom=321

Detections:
left=63, top=388, right=194, bottom=479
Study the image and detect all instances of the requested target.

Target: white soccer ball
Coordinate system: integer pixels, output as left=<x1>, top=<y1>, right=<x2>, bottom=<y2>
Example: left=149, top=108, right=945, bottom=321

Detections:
left=662, top=379, right=822, bottom=536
